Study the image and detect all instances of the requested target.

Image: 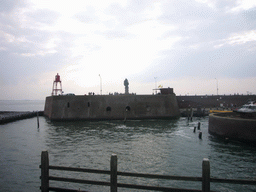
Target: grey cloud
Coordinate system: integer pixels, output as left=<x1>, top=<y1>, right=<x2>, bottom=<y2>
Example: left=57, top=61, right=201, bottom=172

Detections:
left=74, top=6, right=97, bottom=23
left=0, top=49, right=70, bottom=85
left=160, top=1, right=215, bottom=24
left=103, top=0, right=256, bottom=84
left=26, top=9, right=60, bottom=25
left=140, top=43, right=256, bottom=84
left=126, top=0, right=156, bottom=13
left=105, top=1, right=153, bottom=26
left=106, top=3, right=139, bottom=26
left=159, top=1, right=256, bottom=46
left=0, top=0, right=26, bottom=13
left=102, top=30, right=134, bottom=39
left=242, top=8, right=256, bottom=22
left=0, top=2, right=74, bottom=85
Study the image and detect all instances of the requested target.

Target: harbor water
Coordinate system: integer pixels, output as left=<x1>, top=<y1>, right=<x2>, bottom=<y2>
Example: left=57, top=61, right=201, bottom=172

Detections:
left=0, top=100, right=255, bottom=191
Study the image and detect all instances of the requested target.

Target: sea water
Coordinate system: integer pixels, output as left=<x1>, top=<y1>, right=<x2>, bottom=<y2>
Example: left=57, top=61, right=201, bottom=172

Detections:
left=0, top=100, right=255, bottom=192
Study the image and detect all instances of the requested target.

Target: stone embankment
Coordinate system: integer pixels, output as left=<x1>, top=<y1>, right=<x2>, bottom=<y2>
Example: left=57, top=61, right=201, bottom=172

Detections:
left=0, top=111, right=44, bottom=124
left=209, top=112, right=256, bottom=143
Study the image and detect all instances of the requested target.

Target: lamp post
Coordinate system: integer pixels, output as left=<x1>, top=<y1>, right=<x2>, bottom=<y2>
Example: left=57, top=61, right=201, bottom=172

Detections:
left=154, top=77, right=157, bottom=94
left=99, top=74, right=102, bottom=95
left=215, top=78, right=218, bottom=95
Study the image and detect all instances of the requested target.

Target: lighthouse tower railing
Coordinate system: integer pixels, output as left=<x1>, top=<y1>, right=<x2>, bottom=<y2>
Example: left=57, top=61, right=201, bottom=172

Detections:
left=52, top=73, right=63, bottom=96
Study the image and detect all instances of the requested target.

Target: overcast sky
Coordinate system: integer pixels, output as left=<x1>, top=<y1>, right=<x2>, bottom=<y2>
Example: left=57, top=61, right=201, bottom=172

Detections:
left=1, top=0, right=256, bottom=100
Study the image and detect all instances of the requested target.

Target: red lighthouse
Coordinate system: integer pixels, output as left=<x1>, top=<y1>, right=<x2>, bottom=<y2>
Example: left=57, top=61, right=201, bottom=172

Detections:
left=52, top=73, right=63, bottom=96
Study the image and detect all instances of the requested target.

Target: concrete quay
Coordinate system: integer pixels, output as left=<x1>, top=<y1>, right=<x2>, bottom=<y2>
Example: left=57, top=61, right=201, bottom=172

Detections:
left=0, top=111, right=44, bottom=124
left=209, top=112, right=256, bottom=143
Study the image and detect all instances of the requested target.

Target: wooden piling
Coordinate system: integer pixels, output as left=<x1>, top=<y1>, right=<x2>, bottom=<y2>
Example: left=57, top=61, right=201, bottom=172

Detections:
left=198, top=122, right=201, bottom=130
left=199, top=131, right=202, bottom=139
left=202, top=158, right=210, bottom=192
left=37, top=111, right=40, bottom=128
left=110, top=154, right=117, bottom=192
left=41, top=151, right=49, bottom=192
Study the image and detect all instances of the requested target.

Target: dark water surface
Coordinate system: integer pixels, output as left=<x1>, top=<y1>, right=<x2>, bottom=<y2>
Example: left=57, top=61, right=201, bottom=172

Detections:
left=0, top=100, right=255, bottom=191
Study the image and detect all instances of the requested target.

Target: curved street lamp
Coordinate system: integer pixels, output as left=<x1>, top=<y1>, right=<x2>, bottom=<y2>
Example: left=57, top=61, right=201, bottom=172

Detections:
left=215, top=78, right=219, bottom=95
left=99, top=74, right=102, bottom=95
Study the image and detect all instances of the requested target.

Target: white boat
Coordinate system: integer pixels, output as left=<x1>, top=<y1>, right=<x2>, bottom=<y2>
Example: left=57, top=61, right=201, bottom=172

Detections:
left=237, top=101, right=256, bottom=117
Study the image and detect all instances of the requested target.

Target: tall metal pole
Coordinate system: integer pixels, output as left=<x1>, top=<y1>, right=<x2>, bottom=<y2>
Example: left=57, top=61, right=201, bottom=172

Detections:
left=99, top=74, right=102, bottom=95
left=215, top=78, right=218, bottom=95
left=154, top=77, right=157, bottom=94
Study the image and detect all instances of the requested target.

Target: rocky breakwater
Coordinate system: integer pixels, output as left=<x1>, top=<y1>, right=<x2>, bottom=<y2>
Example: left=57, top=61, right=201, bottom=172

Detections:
left=0, top=111, right=44, bottom=124
left=209, top=112, right=256, bottom=143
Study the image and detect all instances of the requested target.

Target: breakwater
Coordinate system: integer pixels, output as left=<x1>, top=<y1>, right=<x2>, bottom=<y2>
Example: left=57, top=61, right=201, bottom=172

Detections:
left=44, top=94, right=180, bottom=121
left=177, top=94, right=256, bottom=108
left=0, top=111, right=44, bottom=124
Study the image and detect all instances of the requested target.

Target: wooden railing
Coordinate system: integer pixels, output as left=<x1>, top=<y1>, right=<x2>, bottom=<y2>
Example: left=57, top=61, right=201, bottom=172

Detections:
left=40, top=151, right=256, bottom=192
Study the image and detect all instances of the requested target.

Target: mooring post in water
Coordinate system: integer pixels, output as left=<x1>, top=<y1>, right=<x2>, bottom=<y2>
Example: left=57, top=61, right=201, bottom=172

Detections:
left=190, top=108, right=193, bottom=121
left=37, top=111, right=40, bottom=128
left=198, top=122, right=201, bottom=130
left=194, top=126, right=196, bottom=133
left=186, top=108, right=189, bottom=121
left=199, top=131, right=202, bottom=139
left=202, top=158, right=210, bottom=192
left=110, top=154, right=117, bottom=192
left=41, top=151, right=49, bottom=192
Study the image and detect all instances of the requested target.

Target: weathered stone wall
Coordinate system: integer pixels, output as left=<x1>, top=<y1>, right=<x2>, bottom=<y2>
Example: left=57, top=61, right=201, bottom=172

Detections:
left=44, top=94, right=180, bottom=120
left=44, top=96, right=53, bottom=118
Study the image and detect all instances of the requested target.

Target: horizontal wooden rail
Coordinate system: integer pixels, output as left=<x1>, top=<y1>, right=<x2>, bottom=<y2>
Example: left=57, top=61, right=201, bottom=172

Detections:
left=40, top=151, right=256, bottom=192
left=118, top=171, right=202, bottom=181
left=49, top=176, right=110, bottom=186
left=48, top=187, right=89, bottom=192
left=49, top=176, right=203, bottom=192
left=47, top=165, right=203, bottom=181
left=210, top=177, right=256, bottom=185
left=49, top=165, right=110, bottom=174
left=117, top=183, right=202, bottom=192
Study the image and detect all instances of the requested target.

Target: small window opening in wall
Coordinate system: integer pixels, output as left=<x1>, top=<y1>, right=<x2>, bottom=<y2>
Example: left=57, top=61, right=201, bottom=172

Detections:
left=106, top=106, right=111, bottom=111
left=88, top=102, right=90, bottom=107
left=67, top=102, right=70, bottom=108
left=125, top=106, right=131, bottom=111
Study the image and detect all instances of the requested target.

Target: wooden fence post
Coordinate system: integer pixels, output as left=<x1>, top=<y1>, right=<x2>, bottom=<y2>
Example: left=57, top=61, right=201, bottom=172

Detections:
left=110, top=154, right=117, bottom=192
left=41, top=151, right=49, bottom=192
left=202, top=158, right=210, bottom=192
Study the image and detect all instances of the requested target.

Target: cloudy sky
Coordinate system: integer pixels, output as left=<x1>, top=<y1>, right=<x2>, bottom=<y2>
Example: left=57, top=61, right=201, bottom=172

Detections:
left=1, top=0, right=256, bottom=100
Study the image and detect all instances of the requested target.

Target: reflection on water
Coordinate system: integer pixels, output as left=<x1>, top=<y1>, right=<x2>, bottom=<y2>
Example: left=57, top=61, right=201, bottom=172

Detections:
left=0, top=116, right=256, bottom=191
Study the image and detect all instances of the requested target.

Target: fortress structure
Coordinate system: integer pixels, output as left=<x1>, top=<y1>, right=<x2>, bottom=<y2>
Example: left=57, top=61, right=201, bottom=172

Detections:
left=44, top=75, right=180, bottom=121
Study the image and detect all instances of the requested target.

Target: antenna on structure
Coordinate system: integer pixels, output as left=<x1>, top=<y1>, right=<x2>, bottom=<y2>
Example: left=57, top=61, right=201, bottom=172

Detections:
left=124, top=78, right=129, bottom=94
left=52, top=73, right=63, bottom=96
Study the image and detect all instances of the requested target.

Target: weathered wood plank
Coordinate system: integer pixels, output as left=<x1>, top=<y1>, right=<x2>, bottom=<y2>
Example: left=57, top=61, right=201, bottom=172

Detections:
left=117, top=183, right=203, bottom=192
left=41, top=151, right=49, bottom=192
left=118, top=171, right=202, bottom=181
left=110, top=154, right=117, bottom=192
left=49, top=176, right=110, bottom=186
left=49, top=165, right=110, bottom=174
left=202, top=158, right=210, bottom=192
left=210, top=178, right=256, bottom=185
